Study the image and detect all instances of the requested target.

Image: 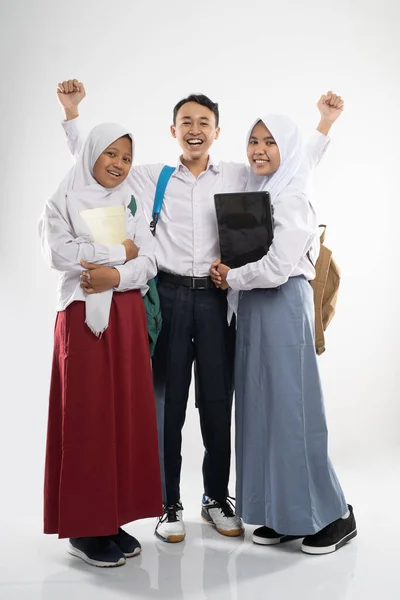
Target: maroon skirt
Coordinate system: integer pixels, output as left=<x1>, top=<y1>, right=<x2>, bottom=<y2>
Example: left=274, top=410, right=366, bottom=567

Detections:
left=44, top=290, right=162, bottom=538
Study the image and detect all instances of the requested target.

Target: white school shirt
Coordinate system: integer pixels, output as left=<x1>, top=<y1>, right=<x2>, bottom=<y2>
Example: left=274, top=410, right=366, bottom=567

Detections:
left=63, top=118, right=330, bottom=278
left=226, top=188, right=317, bottom=292
left=39, top=202, right=157, bottom=311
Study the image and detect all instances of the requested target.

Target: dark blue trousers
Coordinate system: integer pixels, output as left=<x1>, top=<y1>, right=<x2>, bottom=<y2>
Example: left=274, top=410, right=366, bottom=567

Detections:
left=152, top=280, right=235, bottom=505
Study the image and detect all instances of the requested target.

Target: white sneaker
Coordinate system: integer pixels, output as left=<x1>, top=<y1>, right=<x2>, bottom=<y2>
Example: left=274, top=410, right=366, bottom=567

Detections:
left=155, top=502, right=186, bottom=543
left=201, top=496, right=244, bottom=537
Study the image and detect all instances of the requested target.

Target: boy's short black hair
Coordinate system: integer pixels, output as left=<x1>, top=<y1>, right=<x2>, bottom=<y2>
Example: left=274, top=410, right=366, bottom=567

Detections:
left=173, top=94, right=219, bottom=127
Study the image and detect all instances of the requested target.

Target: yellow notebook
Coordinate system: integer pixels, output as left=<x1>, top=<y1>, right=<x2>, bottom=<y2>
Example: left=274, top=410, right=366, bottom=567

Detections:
left=79, top=205, right=126, bottom=245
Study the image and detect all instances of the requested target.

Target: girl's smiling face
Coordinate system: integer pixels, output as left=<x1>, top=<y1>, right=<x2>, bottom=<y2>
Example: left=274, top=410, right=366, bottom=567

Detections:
left=247, top=121, right=281, bottom=176
left=92, top=135, right=132, bottom=188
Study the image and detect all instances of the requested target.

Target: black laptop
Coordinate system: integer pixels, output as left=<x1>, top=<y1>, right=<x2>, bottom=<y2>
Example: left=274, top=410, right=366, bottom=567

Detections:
left=214, top=191, right=274, bottom=269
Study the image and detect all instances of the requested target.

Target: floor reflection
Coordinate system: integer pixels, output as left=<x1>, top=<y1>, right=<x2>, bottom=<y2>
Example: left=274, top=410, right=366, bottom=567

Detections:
left=39, top=522, right=358, bottom=600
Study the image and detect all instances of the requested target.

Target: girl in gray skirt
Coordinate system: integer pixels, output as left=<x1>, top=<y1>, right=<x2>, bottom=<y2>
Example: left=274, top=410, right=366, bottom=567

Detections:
left=211, top=115, right=357, bottom=555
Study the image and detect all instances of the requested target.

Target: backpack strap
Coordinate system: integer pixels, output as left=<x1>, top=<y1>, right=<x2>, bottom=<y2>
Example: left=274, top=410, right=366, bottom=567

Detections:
left=307, top=224, right=328, bottom=267
left=310, top=245, right=332, bottom=355
left=150, top=165, right=175, bottom=236
left=319, top=224, right=327, bottom=244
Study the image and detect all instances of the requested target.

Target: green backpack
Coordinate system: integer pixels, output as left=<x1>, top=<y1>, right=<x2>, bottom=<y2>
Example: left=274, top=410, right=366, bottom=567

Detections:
left=128, top=166, right=175, bottom=355
left=128, top=195, right=162, bottom=356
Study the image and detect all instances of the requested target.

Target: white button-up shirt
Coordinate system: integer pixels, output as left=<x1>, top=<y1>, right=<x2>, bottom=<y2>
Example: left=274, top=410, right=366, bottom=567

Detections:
left=39, top=201, right=157, bottom=311
left=63, top=119, right=329, bottom=278
left=121, top=159, right=249, bottom=277
left=227, top=189, right=317, bottom=292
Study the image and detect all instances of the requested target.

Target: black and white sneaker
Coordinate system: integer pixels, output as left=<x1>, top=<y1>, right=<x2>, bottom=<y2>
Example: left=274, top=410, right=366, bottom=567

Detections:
left=253, top=525, right=301, bottom=546
left=68, top=536, right=126, bottom=567
left=302, top=505, right=357, bottom=555
left=155, top=502, right=185, bottom=543
left=109, top=527, right=141, bottom=558
left=201, top=496, right=244, bottom=537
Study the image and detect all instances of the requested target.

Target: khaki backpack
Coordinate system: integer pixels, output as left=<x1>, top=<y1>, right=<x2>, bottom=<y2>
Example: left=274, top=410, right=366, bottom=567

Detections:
left=309, top=225, right=340, bottom=355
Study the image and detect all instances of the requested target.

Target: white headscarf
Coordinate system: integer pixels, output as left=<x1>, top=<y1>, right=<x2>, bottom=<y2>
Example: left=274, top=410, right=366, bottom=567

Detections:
left=245, top=114, right=308, bottom=200
left=245, top=114, right=318, bottom=260
left=49, top=123, right=134, bottom=336
left=67, top=122, right=134, bottom=223
left=227, top=115, right=315, bottom=321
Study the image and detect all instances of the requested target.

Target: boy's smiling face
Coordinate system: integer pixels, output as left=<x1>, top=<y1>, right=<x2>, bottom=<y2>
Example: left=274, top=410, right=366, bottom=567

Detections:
left=171, top=102, right=220, bottom=160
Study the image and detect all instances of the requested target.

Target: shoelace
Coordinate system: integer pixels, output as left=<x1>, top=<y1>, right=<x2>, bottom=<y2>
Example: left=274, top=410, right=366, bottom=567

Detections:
left=156, top=502, right=183, bottom=528
left=207, top=496, right=237, bottom=518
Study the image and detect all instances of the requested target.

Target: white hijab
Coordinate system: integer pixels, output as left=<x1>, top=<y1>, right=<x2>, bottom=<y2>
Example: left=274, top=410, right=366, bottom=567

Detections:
left=227, top=115, right=313, bottom=321
left=245, top=114, right=318, bottom=260
left=67, top=122, right=134, bottom=224
left=245, top=114, right=308, bottom=200
left=50, top=123, right=134, bottom=335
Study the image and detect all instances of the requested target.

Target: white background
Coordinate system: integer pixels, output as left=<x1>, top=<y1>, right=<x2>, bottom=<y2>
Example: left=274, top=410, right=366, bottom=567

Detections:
left=0, top=0, right=399, bottom=598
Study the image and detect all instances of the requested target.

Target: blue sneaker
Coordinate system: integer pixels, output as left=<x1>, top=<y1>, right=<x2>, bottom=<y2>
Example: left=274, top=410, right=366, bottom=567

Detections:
left=109, top=528, right=142, bottom=558
left=68, top=536, right=126, bottom=567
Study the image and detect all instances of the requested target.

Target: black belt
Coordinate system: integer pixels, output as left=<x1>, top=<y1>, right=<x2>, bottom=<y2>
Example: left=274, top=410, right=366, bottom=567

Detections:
left=158, top=271, right=213, bottom=290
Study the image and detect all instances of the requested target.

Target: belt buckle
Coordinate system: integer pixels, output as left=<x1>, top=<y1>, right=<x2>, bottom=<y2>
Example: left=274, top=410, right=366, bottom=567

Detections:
left=192, top=277, right=207, bottom=290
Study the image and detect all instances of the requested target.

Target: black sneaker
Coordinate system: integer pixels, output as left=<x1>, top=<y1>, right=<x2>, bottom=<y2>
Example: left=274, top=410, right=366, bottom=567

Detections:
left=109, top=527, right=142, bottom=558
left=301, top=505, right=357, bottom=555
left=155, top=502, right=185, bottom=543
left=252, top=526, right=301, bottom=546
left=68, top=536, right=126, bottom=567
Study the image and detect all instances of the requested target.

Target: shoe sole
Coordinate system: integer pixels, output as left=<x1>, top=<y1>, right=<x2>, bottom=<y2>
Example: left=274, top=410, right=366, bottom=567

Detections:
left=301, top=528, right=357, bottom=555
left=253, top=534, right=301, bottom=546
left=124, top=547, right=142, bottom=558
left=155, top=531, right=185, bottom=543
left=68, top=544, right=126, bottom=567
left=201, top=515, right=244, bottom=537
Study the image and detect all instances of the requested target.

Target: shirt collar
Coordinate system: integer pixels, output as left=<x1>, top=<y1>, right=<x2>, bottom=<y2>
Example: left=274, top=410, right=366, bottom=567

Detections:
left=176, top=155, right=220, bottom=175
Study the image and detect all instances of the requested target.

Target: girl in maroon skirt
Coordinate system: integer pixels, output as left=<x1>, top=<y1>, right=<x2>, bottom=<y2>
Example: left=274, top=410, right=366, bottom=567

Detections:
left=39, top=123, right=162, bottom=567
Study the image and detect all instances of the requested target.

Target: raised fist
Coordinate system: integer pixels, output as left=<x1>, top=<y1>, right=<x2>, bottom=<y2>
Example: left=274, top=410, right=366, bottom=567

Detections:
left=57, top=79, right=86, bottom=115
left=317, top=91, right=344, bottom=124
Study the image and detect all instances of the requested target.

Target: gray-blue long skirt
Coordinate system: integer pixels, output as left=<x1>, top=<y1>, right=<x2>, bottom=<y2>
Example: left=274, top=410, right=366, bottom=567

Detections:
left=235, top=276, right=347, bottom=535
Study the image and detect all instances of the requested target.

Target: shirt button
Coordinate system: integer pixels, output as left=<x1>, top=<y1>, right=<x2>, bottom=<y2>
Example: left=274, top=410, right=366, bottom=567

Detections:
left=196, top=249, right=200, bottom=253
